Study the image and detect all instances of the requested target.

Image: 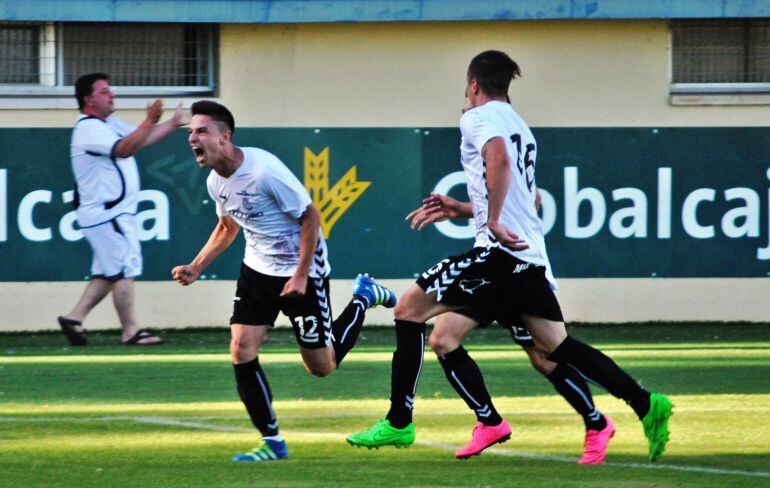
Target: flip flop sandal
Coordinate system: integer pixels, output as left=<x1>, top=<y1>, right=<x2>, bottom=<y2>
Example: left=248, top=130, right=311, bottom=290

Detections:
left=122, top=329, right=164, bottom=346
left=58, top=316, right=88, bottom=346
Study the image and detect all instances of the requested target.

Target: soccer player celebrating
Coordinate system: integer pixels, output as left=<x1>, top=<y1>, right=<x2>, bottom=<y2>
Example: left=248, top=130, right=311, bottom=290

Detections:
left=172, top=101, right=396, bottom=462
left=347, top=50, right=673, bottom=463
left=408, top=192, right=612, bottom=464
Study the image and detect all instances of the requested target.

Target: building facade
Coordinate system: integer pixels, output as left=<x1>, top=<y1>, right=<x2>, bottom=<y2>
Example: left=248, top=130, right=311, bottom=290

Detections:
left=1, top=1, right=769, bottom=329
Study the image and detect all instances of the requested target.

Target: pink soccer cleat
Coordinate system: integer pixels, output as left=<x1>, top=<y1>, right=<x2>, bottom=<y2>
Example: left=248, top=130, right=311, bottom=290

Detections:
left=455, top=420, right=512, bottom=459
left=578, top=416, right=616, bottom=465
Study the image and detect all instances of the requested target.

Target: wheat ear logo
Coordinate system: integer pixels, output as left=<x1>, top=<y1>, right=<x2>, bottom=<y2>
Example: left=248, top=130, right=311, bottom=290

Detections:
left=304, top=147, right=371, bottom=237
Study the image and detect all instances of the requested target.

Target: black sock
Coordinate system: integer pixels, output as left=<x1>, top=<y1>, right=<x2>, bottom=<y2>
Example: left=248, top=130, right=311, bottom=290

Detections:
left=385, top=320, right=426, bottom=429
left=546, top=362, right=606, bottom=431
left=548, top=336, right=651, bottom=420
left=438, top=346, right=503, bottom=426
left=331, top=296, right=368, bottom=366
left=233, top=358, right=279, bottom=436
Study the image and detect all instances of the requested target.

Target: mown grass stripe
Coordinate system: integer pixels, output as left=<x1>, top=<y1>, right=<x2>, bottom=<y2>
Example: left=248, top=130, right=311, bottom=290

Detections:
left=2, top=347, right=768, bottom=364
left=3, top=402, right=770, bottom=423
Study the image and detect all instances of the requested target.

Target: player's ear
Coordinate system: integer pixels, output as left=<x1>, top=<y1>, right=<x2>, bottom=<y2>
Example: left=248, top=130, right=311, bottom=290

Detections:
left=469, top=79, right=480, bottom=95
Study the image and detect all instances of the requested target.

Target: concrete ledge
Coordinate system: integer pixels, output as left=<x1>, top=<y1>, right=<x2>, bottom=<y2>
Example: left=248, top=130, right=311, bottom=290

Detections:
left=2, top=277, right=769, bottom=332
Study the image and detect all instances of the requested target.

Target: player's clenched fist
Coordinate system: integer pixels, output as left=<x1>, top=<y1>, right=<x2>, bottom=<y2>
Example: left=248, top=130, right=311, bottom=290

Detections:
left=172, top=264, right=200, bottom=286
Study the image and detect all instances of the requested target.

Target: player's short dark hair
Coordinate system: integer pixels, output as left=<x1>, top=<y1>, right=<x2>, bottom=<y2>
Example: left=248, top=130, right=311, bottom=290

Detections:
left=75, top=73, right=109, bottom=110
left=191, top=100, right=235, bottom=134
left=467, top=50, right=521, bottom=98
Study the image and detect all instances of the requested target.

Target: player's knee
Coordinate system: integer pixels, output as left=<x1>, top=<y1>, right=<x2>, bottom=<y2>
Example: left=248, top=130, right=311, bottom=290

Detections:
left=393, top=292, right=424, bottom=322
left=307, top=363, right=335, bottom=377
left=429, top=330, right=455, bottom=356
left=393, top=299, right=411, bottom=321
left=526, top=348, right=555, bottom=375
left=230, top=337, right=257, bottom=363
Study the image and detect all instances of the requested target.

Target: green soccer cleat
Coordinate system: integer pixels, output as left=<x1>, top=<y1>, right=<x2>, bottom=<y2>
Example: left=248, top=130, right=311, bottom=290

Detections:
left=346, top=419, right=415, bottom=449
left=641, top=393, right=673, bottom=462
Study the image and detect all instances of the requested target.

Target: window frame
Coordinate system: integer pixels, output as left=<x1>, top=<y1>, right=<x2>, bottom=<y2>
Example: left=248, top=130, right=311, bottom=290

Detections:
left=0, top=21, right=218, bottom=107
left=669, top=19, right=770, bottom=105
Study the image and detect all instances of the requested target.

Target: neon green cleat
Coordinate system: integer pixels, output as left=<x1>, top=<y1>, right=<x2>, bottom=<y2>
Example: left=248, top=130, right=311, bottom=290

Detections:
left=641, top=393, right=673, bottom=462
left=346, top=419, right=415, bottom=449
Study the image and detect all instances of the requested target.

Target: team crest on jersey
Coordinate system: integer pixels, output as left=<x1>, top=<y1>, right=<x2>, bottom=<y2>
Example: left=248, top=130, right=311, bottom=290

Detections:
left=229, top=189, right=264, bottom=220
left=236, top=190, right=259, bottom=210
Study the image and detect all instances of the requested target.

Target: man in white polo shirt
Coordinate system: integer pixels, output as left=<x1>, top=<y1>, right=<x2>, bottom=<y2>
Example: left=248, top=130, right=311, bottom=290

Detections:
left=57, top=73, right=188, bottom=346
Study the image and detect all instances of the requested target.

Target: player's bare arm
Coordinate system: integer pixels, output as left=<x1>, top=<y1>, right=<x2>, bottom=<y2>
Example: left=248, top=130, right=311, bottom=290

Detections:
left=143, top=103, right=191, bottom=148
left=482, top=137, right=529, bottom=251
left=280, top=203, right=321, bottom=297
left=406, top=194, right=473, bottom=230
left=172, top=215, right=240, bottom=286
left=112, top=99, right=164, bottom=158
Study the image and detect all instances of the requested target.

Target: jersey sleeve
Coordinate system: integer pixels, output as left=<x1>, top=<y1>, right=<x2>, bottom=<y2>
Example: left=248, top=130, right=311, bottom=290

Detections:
left=263, top=160, right=312, bottom=219
left=109, top=116, right=137, bottom=137
left=75, top=119, right=123, bottom=157
left=206, top=172, right=226, bottom=217
left=460, top=110, right=506, bottom=153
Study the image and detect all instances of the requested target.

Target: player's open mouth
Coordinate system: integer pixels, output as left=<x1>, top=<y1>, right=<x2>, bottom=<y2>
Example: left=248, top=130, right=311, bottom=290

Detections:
left=192, top=146, right=204, bottom=158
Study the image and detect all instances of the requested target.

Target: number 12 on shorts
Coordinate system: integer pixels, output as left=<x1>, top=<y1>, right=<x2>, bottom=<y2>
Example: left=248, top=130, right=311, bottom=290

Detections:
left=294, top=316, right=319, bottom=342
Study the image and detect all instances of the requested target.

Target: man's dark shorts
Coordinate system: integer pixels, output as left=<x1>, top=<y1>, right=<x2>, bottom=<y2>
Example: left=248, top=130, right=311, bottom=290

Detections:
left=416, top=247, right=564, bottom=326
left=231, top=263, right=331, bottom=349
left=453, top=306, right=535, bottom=348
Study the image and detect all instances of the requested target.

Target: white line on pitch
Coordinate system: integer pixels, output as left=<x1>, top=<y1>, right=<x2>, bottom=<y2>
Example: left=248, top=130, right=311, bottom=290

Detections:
left=139, top=417, right=770, bottom=479
left=417, top=440, right=770, bottom=479
left=11, top=414, right=762, bottom=480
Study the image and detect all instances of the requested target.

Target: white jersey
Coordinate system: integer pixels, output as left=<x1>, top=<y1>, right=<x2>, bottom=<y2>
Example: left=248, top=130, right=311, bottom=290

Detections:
left=459, top=100, right=556, bottom=288
left=207, top=147, right=330, bottom=278
left=70, top=114, right=140, bottom=227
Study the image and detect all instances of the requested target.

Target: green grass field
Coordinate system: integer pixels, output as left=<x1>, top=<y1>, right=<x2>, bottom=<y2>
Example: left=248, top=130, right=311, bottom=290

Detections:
left=2, top=324, right=769, bottom=487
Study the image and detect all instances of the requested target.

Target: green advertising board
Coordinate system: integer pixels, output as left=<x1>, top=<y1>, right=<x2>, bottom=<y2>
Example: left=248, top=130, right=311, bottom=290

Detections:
left=1, top=127, right=768, bottom=281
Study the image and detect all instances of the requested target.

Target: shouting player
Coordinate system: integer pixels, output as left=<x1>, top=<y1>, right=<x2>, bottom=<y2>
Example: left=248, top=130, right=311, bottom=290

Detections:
left=172, top=101, right=396, bottom=462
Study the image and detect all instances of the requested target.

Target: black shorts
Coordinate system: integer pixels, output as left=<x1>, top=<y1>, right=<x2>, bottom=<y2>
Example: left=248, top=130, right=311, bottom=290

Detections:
left=453, top=306, right=535, bottom=348
left=417, top=247, right=563, bottom=324
left=231, top=263, right=332, bottom=349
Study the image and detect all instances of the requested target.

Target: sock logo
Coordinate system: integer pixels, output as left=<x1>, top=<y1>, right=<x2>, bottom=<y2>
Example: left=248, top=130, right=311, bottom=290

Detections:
left=476, top=404, right=492, bottom=418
